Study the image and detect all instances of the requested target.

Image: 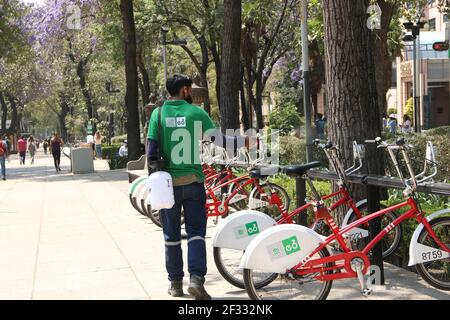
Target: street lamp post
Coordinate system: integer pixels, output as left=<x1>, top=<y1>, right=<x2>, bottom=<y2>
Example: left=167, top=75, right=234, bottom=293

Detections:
left=404, top=21, right=426, bottom=133
left=106, top=81, right=120, bottom=145
left=295, top=0, right=312, bottom=228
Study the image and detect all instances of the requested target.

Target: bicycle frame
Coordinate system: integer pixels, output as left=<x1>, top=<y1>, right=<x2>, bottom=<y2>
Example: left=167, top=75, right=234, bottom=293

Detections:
left=291, top=196, right=450, bottom=281
left=276, top=185, right=362, bottom=226
left=206, top=174, right=282, bottom=217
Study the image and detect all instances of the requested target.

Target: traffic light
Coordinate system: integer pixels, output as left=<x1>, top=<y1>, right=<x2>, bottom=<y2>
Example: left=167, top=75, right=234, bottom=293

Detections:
left=433, top=41, right=450, bottom=51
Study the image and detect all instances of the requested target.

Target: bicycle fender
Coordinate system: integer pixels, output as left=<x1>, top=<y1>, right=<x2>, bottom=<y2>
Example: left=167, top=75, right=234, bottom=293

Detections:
left=137, top=185, right=150, bottom=210
left=342, top=199, right=368, bottom=226
left=212, top=210, right=276, bottom=250
left=240, top=224, right=324, bottom=274
left=408, top=208, right=450, bottom=267
left=128, top=176, right=147, bottom=196
left=132, top=179, right=148, bottom=200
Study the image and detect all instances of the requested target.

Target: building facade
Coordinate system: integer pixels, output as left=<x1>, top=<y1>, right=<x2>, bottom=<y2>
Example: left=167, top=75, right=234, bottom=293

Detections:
left=392, top=3, right=450, bottom=129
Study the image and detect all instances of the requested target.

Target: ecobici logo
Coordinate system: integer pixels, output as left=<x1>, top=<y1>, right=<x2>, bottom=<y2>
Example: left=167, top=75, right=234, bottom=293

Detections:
left=234, top=221, right=260, bottom=239
left=267, top=235, right=301, bottom=261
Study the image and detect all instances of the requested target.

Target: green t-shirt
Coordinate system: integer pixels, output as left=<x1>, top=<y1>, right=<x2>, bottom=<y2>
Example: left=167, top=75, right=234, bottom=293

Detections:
left=147, top=100, right=216, bottom=181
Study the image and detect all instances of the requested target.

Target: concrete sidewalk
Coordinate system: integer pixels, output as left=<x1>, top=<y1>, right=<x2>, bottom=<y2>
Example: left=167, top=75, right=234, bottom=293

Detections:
left=0, top=148, right=448, bottom=300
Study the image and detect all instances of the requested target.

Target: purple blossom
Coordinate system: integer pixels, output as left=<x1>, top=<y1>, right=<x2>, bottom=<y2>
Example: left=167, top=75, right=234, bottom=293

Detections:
left=290, top=66, right=303, bottom=83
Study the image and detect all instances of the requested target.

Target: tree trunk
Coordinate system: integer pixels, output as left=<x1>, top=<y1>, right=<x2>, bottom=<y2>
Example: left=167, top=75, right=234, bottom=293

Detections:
left=76, top=60, right=95, bottom=121
left=374, top=1, right=397, bottom=118
left=199, top=73, right=211, bottom=115
left=58, top=94, right=70, bottom=142
left=6, top=95, right=18, bottom=134
left=0, top=92, right=8, bottom=135
left=120, top=0, right=141, bottom=161
left=220, top=0, right=242, bottom=132
left=312, top=93, right=318, bottom=121
left=240, top=66, right=250, bottom=131
left=137, top=48, right=151, bottom=105
left=255, top=75, right=264, bottom=129
left=323, top=0, right=382, bottom=221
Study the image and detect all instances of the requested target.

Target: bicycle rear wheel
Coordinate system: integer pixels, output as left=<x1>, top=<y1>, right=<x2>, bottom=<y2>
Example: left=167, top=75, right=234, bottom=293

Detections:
left=416, top=217, right=450, bottom=291
left=243, top=247, right=333, bottom=300
left=213, top=247, right=277, bottom=289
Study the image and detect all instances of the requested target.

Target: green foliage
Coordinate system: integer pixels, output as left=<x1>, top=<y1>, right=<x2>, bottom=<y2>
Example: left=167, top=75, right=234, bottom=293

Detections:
left=278, top=136, right=329, bottom=166
left=269, top=105, right=303, bottom=135
left=111, top=134, right=127, bottom=145
left=384, top=127, right=450, bottom=183
left=271, top=175, right=331, bottom=211
left=387, top=107, right=397, bottom=116
left=102, top=144, right=127, bottom=170
left=404, top=97, right=414, bottom=120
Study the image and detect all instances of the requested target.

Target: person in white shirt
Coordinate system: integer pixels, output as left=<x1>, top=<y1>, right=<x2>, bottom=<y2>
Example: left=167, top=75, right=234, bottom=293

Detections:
left=401, top=114, right=412, bottom=133
left=118, top=140, right=128, bottom=158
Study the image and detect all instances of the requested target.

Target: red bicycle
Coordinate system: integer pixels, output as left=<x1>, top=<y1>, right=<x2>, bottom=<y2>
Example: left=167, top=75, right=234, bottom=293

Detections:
left=213, top=140, right=401, bottom=289
left=242, top=138, right=450, bottom=300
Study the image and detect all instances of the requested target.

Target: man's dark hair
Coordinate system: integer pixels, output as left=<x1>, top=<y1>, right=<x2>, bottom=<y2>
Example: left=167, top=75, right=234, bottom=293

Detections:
left=166, top=74, right=193, bottom=97
left=317, top=113, right=323, bottom=120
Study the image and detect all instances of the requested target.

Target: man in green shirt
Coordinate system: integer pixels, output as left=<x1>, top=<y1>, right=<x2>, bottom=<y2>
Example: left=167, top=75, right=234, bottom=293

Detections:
left=147, top=74, right=247, bottom=300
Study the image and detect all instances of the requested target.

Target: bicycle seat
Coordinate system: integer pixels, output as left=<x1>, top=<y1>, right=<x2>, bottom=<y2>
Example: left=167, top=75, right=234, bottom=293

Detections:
left=249, top=167, right=280, bottom=179
left=282, top=162, right=322, bottom=177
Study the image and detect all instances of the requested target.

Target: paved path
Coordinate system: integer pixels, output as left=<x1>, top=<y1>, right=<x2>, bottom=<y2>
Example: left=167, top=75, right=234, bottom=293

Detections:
left=0, top=148, right=449, bottom=300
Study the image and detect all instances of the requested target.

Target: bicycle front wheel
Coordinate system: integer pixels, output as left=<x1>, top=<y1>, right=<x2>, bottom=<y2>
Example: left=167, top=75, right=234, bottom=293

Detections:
left=346, top=203, right=402, bottom=259
left=243, top=247, right=333, bottom=300
left=249, top=183, right=290, bottom=221
left=416, top=217, right=450, bottom=291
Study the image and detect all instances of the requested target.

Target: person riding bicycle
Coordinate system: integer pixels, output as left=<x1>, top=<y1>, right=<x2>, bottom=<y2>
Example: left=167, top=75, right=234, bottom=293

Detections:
left=147, top=74, right=251, bottom=300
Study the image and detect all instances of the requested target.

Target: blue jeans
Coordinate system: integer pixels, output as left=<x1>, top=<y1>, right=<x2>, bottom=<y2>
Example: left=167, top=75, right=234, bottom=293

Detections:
left=95, top=145, right=102, bottom=158
left=0, top=156, right=5, bottom=177
left=160, top=182, right=207, bottom=282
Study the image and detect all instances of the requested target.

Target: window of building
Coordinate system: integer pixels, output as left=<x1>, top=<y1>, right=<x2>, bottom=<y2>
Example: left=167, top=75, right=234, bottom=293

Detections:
left=444, top=15, right=450, bottom=23
left=428, top=18, right=436, bottom=31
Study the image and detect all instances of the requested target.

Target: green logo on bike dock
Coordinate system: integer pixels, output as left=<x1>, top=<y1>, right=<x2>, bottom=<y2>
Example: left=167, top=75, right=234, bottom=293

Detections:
left=267, top=235, right=301, bottom=261
left=282, top=236, right=301, bottom=255
left=234, top=221, right=260, bottom=239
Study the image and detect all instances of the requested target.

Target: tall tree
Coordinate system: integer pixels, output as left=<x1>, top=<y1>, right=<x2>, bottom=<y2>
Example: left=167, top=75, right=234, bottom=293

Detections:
left=323, top=0, right=382, bottom=212
left=241, top=0, right=298, bottom=129
left=120, top=0, right=141, bottom=160
left=154, top=0, right=222, bottom=112
left=220, top=0, right=242, bottom=131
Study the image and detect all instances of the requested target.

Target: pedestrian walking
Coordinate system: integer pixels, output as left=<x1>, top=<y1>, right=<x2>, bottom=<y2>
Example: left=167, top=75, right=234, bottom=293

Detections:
left=388, top=114, right=398, bottom=135
left=51, top=133, right=63, bottom=172
left=43, top=140, right=48, bottom=155
left=0, top=135, right=8, bottom=180
left=400, top=114, right=412, bottom=133
left=94, top=131, right=103, bottom=159
left=17, top=136, right=27, bottom=165
left=4, top=135, right=11, bottom=163
left=147, top=74, right=251, bottom=300
left=27, top=135, right=36, bottom=165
